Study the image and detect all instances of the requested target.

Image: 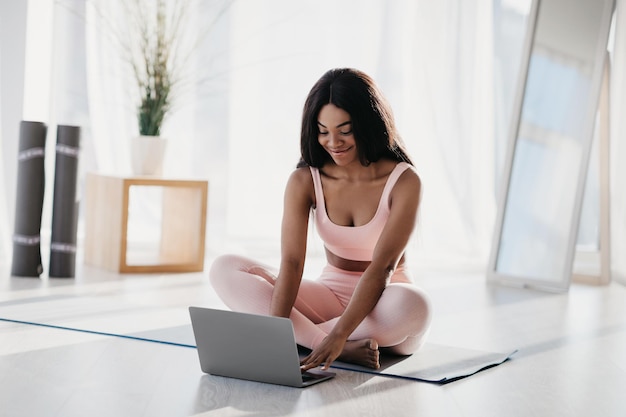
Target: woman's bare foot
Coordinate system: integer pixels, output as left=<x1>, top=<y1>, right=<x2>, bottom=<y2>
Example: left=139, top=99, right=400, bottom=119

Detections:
left=338, top=339, right=380, bottom=369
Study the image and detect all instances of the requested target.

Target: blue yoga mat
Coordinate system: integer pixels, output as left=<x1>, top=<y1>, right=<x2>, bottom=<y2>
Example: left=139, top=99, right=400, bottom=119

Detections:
left=0, top=314, right=516, bottom=384
left=131, top=324, right=517, bottom=384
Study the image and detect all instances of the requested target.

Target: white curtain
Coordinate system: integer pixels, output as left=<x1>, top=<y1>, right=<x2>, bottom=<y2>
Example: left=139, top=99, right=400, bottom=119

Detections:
left=610, top=0, right=626, bottom=285
left=29, top=0, right=500, bottom=269
left=10, top=0, right=606, bottom=273
left=223, top=0, right=497, bottom=268
left=0, top=67, right=5, bottom=261
left=1, top=0, right=498, bottom=269
left=84, top=0, right=140, bottom=176
left=0, top=0, right=29, bottom=264
left=0, top=50, right=5, bottom=260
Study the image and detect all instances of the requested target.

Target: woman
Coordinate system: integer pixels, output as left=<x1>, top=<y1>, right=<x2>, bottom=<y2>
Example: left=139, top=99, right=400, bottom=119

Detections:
left=209, top=68, right=431, bottom=371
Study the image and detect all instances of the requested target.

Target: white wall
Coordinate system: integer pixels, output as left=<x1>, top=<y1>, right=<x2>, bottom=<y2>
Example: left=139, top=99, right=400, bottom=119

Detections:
left=0, top=0, right=28, bottom=261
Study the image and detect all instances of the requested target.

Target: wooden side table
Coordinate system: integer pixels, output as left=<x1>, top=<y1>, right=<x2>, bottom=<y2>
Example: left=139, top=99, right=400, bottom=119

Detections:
left=84, top=173, right=208, bottom=273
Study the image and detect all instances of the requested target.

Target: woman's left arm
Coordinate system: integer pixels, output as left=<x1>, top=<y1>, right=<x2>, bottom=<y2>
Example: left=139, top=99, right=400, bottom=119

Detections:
left=301, top=168, right=422, bottom=370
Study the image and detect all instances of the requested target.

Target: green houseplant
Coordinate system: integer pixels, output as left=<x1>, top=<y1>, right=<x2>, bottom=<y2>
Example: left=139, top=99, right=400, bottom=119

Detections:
left=131, top=0, right=177, bottom=137
left=126, top=0, right=232, bottom=133
left=125, top=0, right=186, bottom=175
left=95, top=0, right=230, bottom=175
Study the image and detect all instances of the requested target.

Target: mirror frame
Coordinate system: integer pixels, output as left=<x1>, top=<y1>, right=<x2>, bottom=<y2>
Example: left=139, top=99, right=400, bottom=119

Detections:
left=487, top=0, right=616, bottom=291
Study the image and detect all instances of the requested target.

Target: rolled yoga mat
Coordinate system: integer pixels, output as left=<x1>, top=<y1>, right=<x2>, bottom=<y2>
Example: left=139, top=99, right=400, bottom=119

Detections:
left=11, top=121, right=48, bottom=277
left=49, top=125, right=81, bottom=278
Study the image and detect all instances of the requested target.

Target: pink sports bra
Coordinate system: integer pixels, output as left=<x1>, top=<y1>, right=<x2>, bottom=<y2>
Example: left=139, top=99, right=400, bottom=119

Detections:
left=309, top=162, right=412, bottom=262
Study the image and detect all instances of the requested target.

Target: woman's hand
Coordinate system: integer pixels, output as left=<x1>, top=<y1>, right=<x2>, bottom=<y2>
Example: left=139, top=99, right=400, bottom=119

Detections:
left=300, top=334, right=346, bottom=371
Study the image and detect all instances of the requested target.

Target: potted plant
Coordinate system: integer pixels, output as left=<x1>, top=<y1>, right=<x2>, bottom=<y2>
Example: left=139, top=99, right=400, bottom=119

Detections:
left=91, top=0, right=230, bottom=175
left=135, top=0, right=172, bottom=139
left=126, top=0, right=183, bottom=176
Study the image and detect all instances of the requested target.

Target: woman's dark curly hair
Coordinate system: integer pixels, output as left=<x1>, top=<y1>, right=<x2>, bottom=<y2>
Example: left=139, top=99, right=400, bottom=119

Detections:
left=298, top=68, right=413, bottom=168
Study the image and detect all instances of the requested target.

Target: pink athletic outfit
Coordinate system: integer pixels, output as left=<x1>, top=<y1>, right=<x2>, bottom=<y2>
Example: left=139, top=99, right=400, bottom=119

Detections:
left=209, top=162, right=431, bottom=355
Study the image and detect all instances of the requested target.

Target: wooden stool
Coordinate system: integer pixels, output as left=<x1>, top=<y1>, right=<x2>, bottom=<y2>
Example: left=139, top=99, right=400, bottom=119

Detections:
left=84, top=173, right=208, bottom=273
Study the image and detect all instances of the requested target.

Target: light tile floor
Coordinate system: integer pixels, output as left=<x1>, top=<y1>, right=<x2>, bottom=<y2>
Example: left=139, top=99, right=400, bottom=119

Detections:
left=1, top=254, right=626, bottom=417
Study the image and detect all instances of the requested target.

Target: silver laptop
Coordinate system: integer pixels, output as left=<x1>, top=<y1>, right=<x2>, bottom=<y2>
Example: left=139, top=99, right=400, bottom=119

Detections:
left=188, top=307, right=336, bottom=388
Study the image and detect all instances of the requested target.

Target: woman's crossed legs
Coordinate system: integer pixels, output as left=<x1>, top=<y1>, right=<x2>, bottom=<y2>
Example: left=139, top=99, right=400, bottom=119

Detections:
left=208, top=254, right=431, bottom=367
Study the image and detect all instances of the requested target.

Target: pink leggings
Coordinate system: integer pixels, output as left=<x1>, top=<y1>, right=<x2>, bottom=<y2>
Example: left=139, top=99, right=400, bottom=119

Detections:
left=208, top=254, right=431, bottom=355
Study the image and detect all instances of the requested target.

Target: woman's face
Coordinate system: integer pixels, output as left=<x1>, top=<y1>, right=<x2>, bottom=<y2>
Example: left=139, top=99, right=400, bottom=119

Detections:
left=317, top=104, right=358, bottom=166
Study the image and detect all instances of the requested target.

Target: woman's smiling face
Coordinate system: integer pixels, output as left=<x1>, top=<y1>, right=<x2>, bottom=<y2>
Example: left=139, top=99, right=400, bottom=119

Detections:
left=317, top=104, right=358, bottom=166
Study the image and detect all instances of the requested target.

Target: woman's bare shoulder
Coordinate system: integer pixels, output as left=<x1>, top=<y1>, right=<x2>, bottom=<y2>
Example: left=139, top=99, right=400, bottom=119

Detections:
left=285, top=166, right=315, bottom=202
left=288, top=166, right=314, bottom=186
left=395, top=163, right=422, bottom=194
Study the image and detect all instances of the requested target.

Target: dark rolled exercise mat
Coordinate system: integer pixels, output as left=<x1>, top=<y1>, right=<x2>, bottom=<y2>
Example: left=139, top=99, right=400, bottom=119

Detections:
left=49, top=125, right=81, bottom=278
left=11, top=121, right=48, bottom=277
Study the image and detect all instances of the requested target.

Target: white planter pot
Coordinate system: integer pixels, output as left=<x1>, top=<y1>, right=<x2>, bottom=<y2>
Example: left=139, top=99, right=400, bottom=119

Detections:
left=131, top=135, right=167, bottom=176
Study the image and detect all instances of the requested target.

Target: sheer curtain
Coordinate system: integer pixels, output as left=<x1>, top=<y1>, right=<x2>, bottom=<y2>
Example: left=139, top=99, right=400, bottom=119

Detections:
left=0, top=62, right=5, bottom=260
left=402, top=0, right=496, bottom=268
left=2, top=0, right=624, bottom=275
left=0, top=77, right=5, bottom=261
left=222, top=0, right=498, bottom=269
left=0, top=0, right=29, bottom=264
left=4, top=0, right=582, bottom=272
left=49, top=0, right=500, bottom=269
left=610, top=0, right=626, bottom=285
left=2, top=0, right=498, bottom=269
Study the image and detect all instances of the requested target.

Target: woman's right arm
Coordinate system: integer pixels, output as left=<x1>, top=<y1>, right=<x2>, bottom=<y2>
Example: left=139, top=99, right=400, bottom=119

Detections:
left=270, top=168, right=314, bottom=318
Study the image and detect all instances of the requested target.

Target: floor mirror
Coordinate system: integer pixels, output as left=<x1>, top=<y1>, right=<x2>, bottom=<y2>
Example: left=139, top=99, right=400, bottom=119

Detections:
left=487, top=0, right=615, bottom=291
